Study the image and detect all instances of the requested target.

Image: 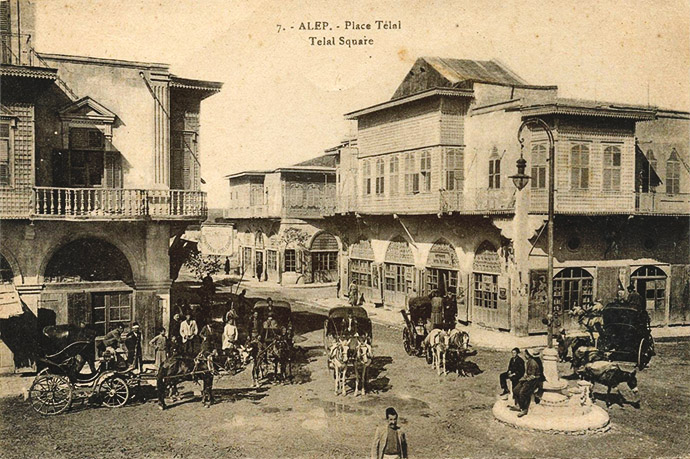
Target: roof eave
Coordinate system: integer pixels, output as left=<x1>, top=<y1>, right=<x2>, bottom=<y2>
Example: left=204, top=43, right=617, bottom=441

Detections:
left=513, top=105, right=656, bottom=121
left=344, top=88, right=474, bottom=120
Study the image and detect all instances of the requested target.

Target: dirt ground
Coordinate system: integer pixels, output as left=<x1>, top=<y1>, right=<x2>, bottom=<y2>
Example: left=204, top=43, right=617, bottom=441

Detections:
left=1, top=287, right=689, bottom=458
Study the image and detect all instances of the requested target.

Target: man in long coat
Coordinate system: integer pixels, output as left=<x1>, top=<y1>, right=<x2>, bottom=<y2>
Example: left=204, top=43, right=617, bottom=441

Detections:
left=512, top=348, right=544, bottom=417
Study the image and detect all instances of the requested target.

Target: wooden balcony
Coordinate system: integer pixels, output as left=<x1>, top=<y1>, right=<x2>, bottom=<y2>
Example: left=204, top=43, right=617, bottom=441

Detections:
left=635, top=192, right=690, bottom=215
left=0, top=187, right=207, bottom=220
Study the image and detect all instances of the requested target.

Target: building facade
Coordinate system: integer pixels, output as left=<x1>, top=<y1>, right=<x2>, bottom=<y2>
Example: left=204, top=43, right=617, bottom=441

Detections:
left=221, top=154, right=341, bottom=285
left=0, top=0, right=221, bottom=372
left=330, top=57, right=690, bottom=336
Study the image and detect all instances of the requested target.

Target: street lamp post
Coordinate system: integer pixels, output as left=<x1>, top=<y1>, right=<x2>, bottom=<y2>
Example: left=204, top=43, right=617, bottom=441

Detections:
left=516, top=117, right=556, bottom=348
left=515, top=117, right=567, bottom=392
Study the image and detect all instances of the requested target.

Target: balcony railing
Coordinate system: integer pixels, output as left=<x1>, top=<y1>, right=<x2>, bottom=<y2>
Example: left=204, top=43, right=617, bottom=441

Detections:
left=439, top=188, right=516, bottom=214
left=0, top=187, right=207, bottom=220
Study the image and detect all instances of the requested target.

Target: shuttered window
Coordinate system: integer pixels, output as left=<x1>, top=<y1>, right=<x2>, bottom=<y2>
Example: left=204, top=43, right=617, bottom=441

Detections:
left=531, top=144, right=547, bottom=189
left=389, top=155, right=399, bottom=195
left=362, top=160, right=371, bottom=195
left=666, top=150, right=681, bottom=194
left=420, top=150, right=431, bottom=192
left=0, top=123, right=10, bottom=186
left=571, top=145, right=590, bottom=189
left=603, top=146, right=621, bottom=191
left=375, top=158, right=385, bottom=195
left=445, top=148, right=463, bottom=191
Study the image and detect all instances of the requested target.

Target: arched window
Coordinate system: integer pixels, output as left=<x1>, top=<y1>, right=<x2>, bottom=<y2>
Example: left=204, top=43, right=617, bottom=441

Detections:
left=631, top=265, right=666, bottom=321
left=489, top=147, right=501, bottom=189
left=666, top=149, right=681, bottom=194
left=571, top=145, right=590, bottom=189
left=362, top=159, right=371, bottom=196
left=553, top=267, right=593, bottom=314
left=445, top=148, right=463, bottom=191
left=603, top=146, right=621, bottom=191
left=531, top=144, right=547, bottom=189
left=389, top=155, right=399, bottom=195
left=420, top=150, right=431, bottom=192
left=375, top=158, right=385, bottom=195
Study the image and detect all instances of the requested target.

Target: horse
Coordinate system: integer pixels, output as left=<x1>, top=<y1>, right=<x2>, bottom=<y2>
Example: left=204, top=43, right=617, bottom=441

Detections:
left=446, top=329, right=475, bottom=376
left=156, top=355, right=214, bottom=410
left=328, top=339, right=350, bottom=396
left=351, top=337, right=372, bottom=396
left=581, top=361, right=639, bottom=408
left=241, top=338, right=266, bottom=387
left=423, top=328, right=449, bottom=376
left=266, top=335, right=292, bottom=383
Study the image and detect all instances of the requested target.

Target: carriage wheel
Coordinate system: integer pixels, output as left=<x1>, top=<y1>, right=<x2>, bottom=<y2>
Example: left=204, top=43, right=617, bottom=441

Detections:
left=99, top=376, right=130, bottom=408
left=323, top=324, right=329, bottom=354
left=425, top=344, right=433, bottom=365
left=29, top=374, right=73, bottom=416
left=402, top=328, right=413, bottom=355
left=638, top=337, right=654, bottom=370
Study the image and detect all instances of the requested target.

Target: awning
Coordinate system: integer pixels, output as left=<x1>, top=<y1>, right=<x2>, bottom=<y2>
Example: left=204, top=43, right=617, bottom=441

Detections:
left=0, top=284, right=24, bottom=319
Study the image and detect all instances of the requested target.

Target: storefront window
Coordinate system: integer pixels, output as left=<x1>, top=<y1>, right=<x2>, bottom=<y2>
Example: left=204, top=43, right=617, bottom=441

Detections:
left=473, top=273, right=497, bottom=309
left=92, top=291, right=131, bottom=335
left=349, top=259, right=372, bottom=287
left=284, top=249, right=296, bottom=272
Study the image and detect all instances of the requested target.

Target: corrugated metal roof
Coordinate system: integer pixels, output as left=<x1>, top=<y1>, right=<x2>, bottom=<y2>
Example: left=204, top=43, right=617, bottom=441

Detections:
left=423, top=57, right=529, bottom=86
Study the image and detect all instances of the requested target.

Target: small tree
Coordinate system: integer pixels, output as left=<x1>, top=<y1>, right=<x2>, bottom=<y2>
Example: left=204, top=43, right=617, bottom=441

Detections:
left=183, top=247, right=223, bottom=281
left=280, top=227, right=310, bottom=247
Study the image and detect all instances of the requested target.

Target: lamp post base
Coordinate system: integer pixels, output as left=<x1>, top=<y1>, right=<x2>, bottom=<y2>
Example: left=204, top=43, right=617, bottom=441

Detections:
left=542, top=346, right=568, bottom=391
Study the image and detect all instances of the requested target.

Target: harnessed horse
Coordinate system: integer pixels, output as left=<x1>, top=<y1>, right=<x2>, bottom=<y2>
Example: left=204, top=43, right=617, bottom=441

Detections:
left=446, top=329, right=473, bottom=376
left=351, top=337, right=372, bottom=396
left=328, top=339, right=350, bottom=395
left=156, top=355, right=214, bottom=410
left=423, top=329, right=449, bottom=376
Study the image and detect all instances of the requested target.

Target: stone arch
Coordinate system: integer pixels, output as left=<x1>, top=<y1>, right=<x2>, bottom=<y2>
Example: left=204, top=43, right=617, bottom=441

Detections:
left=426, top=238, right=460, bottom=269
left=0, top=244, right=22, bottom=283
left=384, top=236, right=414, bottom=265
left=308, top=231, right=341, bottom=252
left=43, top=238, right=134, bottom=285
left=39, top=234, right=142, bottom=284
left=473, top=240, right=500, bottom=273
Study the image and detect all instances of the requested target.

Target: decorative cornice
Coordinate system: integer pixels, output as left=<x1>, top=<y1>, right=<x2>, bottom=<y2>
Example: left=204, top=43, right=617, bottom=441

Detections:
left=0, top=64, right=58, bottom=80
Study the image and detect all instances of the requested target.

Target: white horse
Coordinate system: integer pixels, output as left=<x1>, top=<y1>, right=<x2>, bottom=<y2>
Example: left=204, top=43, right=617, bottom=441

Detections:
left=328, top=339, right=350, bottom=396
left=424, top=328, right=449, bottom=376
left=352, top=338, right=372, bottom=396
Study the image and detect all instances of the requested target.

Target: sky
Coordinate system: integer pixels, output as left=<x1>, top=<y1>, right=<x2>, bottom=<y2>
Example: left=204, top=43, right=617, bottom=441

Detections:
left=35, top=0, right=690, bottom=207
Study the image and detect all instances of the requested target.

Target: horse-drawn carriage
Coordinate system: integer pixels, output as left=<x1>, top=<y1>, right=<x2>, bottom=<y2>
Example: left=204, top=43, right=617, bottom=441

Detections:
left=400, top=300, right=431, bottom=358
left=244, top=300, right=295, bottom=386
left=572, top=304, right=655, bottom=371
left=323, top=307, right=373, bottom=396
left=28, top=325, right=137, bottom=415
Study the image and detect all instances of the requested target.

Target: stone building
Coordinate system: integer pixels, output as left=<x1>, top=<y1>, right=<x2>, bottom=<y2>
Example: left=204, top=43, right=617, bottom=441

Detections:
left=221, top=154, right=340, bottom=285
left=330, top=57, right=689, bottom=336
left=0, top=0, right=221, bottom=371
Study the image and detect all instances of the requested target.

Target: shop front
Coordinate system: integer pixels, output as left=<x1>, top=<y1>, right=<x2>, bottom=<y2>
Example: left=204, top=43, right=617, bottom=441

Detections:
left=383, top=238, right=415, bottom=309
left=310, top=232, right=339, bottom=283
left=348, top=240, right=376, bottom=304
left=471, top=241, right=510, bottom=330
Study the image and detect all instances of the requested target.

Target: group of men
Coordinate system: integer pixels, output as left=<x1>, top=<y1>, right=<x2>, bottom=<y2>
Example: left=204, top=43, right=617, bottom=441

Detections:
left=100, top=322, right=144, bottom=372
left=498, top=347, right=545, bottom=418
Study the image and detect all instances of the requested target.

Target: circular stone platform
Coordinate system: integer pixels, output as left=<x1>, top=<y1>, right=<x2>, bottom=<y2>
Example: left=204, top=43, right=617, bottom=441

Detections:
left=492, top=398, right=610, bottom=435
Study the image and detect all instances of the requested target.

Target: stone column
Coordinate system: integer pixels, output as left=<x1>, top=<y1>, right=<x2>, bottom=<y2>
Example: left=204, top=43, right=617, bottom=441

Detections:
left=149, top=71, right=170, bottom=188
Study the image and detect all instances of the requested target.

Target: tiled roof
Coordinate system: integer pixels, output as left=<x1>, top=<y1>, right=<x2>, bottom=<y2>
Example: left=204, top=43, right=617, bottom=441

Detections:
left=422, top=57, right=529, bottom=86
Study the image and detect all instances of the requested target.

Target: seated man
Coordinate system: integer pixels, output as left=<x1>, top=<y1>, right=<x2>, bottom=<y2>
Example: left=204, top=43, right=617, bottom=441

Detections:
left=101, top=323, right=125, bottom=355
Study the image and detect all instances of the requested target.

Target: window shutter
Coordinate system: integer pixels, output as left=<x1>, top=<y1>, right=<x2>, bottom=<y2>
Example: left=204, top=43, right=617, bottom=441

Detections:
left=104, top=152, right=122, bottom=188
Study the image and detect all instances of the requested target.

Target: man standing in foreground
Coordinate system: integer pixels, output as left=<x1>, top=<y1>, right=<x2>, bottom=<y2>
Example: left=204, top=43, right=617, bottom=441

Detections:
left=371, top=407, right=408, bottom=459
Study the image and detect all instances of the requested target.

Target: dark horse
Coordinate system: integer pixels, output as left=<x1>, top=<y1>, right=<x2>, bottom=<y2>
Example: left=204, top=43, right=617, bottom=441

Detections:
left=446, top=329, right=478, bottom=376
left=156, top=355, right=214, bottom=410
left=581, top=361, right=639, bottom=408
left=267, top=335, right=293, bottom=382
